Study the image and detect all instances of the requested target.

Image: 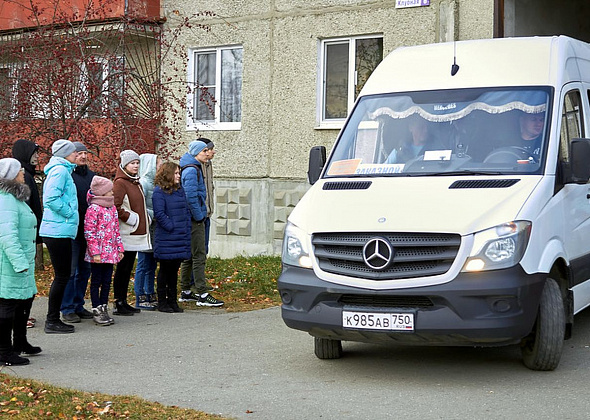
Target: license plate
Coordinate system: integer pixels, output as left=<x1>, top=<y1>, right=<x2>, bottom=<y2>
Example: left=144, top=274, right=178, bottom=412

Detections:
left=342, top=311, right=414, bottom=331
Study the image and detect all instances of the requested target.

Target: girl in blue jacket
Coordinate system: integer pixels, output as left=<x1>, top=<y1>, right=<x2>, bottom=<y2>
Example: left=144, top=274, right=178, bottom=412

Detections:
left=39, top=139, right=79, bottom=334
left=153, top=162, right=191, bottom=313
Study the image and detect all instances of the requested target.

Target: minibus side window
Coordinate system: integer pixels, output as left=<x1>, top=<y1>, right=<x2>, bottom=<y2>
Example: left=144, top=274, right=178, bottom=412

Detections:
left=557, top=90, right=584, bottom=191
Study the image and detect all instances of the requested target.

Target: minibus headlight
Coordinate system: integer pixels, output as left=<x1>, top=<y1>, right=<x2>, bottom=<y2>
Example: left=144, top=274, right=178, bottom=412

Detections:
left=282, top=222, right=313, bottom=269
left=463, top=221, right=532, bottom=272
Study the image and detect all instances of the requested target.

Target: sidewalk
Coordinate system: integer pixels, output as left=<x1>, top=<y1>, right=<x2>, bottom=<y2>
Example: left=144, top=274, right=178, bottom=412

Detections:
left=11, top=296, right=304, bottom=420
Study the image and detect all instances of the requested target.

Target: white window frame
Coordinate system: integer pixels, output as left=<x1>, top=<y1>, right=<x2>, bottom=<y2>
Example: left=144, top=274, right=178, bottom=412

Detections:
left=316, top=35, right=383, bottom=129
left=186, top=45, right=243, bottom=131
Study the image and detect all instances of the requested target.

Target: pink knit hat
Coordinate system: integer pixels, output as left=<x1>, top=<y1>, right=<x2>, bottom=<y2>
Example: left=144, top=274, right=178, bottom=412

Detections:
left=90, top=175, right=113, bottom=197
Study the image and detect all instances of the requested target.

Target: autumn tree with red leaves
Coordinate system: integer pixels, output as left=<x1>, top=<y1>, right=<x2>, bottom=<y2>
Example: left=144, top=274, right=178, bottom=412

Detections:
left=0, top=0, right=209, bottom=175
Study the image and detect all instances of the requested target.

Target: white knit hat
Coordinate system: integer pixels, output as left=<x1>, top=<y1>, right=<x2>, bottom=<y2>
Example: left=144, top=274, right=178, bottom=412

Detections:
left=0, top=158, right=22, bottom=180
left=120, top=150, right=140, bottom=168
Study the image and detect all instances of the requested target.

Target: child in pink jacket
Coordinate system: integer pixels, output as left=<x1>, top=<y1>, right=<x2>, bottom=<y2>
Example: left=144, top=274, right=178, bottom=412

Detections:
left=84, top=176, right=124, bottom=326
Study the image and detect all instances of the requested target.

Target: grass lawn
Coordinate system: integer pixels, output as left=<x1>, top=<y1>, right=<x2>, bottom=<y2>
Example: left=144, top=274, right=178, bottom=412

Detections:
left=34, top=254, right=283, bottom=312
left=0, top=372, right=227, bottom=419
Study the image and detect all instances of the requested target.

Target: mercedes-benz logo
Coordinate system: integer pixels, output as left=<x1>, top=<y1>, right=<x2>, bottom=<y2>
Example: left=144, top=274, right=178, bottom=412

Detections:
left=362, top=237, right=394, bottom=270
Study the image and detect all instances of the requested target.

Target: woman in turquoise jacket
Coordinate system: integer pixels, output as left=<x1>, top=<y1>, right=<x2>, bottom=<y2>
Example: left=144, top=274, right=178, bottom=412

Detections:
left=39, top=139, right=79, bottom=334
left=0, top=158, right=40, bottom=366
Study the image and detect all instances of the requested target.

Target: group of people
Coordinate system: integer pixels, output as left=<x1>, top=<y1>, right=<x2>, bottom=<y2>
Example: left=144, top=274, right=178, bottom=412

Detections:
left=0, top=137, right=222, bottom=366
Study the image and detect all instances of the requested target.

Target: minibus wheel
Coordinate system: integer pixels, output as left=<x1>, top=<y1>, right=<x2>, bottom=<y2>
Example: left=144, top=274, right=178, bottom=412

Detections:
left=520, top=278, right=565, bottom=371
left=314, top=337, right=343, bottom=359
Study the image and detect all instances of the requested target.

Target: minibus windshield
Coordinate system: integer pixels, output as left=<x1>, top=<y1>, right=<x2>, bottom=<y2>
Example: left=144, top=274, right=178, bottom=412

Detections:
left=324, top=88, right=551, bottom=177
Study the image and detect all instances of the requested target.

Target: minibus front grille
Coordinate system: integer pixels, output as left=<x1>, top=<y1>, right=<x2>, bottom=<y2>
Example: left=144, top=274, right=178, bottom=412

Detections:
left=312, top=232, right=460, bottom=280
left=339, top=295, right=434, bottom=308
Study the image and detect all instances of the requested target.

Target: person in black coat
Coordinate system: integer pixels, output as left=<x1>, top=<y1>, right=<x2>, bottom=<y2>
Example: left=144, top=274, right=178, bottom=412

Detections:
left=11, top=139, right=42, bottom=242
left=152, top=162, right=191, bottom=313
left=12, top=139, right=42, bottom=330
left=60, top=142, right=96, bottom=323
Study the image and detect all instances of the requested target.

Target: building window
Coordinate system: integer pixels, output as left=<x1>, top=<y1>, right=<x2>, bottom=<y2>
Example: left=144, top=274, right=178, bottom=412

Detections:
left=319, top=35, right=383, bottom=125
left=187, top=45, right=243, bottom=130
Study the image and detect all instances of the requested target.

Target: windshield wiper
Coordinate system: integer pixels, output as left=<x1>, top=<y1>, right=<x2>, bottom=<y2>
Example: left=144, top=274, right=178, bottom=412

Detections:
left=408, top=170, right=505, bottom=176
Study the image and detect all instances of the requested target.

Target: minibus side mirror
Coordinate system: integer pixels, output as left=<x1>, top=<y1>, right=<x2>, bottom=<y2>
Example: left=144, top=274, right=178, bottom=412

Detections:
left=570, top=138, right=590, bottom=183
left=308, top=146, right=326, bottom=185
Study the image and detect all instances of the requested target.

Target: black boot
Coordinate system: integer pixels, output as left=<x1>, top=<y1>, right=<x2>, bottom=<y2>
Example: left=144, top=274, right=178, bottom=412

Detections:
left=13, top=340, right=42, bottom=356
left=113, top=300, right=134, bottom=316
left=168, top=300, right=184, bottom=313
left=121, top=300, right=140, bottom=314
left=158, top=300, right=174, bottom=313
left=0, top=352, right=30, bottom=366
left=13, top=298, right=40, bottom=355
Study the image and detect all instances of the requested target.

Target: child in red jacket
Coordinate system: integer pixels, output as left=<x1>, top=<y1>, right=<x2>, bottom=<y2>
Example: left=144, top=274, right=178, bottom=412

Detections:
left=84, top=176, right=124, bottom=326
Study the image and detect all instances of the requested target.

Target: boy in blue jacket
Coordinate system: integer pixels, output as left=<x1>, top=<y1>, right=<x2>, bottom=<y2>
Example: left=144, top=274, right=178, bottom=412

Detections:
left=178, top=141, right=224, bottom=307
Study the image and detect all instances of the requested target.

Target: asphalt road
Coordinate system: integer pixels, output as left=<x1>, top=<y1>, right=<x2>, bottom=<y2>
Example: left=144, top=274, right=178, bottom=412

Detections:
left=7, top=297, right=590, bottom=419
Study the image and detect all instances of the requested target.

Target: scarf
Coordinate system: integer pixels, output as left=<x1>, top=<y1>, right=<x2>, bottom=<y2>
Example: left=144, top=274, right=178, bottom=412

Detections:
left=87, top=190, right=114, bottom=208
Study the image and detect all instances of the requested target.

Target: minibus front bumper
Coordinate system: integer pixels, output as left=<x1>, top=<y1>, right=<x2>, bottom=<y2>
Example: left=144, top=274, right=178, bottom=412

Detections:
left=278, top=264, right=546, bottom=346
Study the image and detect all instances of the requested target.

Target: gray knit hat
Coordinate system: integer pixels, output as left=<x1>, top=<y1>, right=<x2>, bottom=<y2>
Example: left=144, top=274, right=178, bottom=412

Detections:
left=73, top=141, right=88, bottom=152
left=120, top=149, right=140, bottom=168
left=52, top=139, right=76, bottom=158
left=0, top=158, right=22, bottom=180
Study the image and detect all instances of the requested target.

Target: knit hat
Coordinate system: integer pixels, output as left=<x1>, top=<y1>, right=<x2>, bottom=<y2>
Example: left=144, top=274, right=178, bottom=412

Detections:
left=120, top=149, right=140, bottom=168
left=0, top=158, right=21, bottom=180
left=90, top=175, right=113, bottom=197
left=52, top=139, right=76, bottom=158
left=73, top=141, right=88, bottom=152
left=188, top=140, right=207, bottom=156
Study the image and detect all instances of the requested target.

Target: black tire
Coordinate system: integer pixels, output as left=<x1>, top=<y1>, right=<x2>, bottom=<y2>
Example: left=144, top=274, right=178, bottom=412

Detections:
left=521, top=278, right=565, bottom=371
left=314, top=337, right=343, bottom=359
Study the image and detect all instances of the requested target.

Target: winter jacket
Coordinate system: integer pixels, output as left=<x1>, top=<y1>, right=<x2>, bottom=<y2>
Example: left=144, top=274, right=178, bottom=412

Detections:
left=179, top=153, right=207, bottom=222
left=203, top=160, right=215, bottom=218
left=113, top=165, right=151, bottom=251
left=71, top=165, right=96, bottom=241
left=84, top=202, right=124, bottom=264
left=39, top=156, right=79, bottom=239
left=152, top=186, right=191, bottom=261
left=0, top=179, right=38, bottom=300
left=139, top=154, right=157, bottom=220
left=11, top=139, right=42, bottom=242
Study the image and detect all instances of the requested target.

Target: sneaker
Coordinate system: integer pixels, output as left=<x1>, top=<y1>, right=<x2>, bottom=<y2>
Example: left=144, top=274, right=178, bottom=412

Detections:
left=76, top=308, right=94, bottom=320
left=148, top=293, right=158, bottom=308
left=26, top=317, right=36, bottom=328
left=197, top=293, right=224, bottom=307
left=0, top=352, right=30, bottom=366
left=101, top=305, right=114, bottom=324
left=179, top=291, right=199, bottom=302
left=92, top=307, right=110, bottom=326
left=45, top=320, right=75, bottom=334
left=136, top=295, right=155, bottom=311
left=62, top=312, right=81, bottom=323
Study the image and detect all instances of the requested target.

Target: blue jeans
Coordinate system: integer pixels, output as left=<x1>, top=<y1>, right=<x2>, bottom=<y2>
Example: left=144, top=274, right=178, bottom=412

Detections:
left=60, top=238, right=91, bottom=315
left=134, top=252, right=156, bottom=300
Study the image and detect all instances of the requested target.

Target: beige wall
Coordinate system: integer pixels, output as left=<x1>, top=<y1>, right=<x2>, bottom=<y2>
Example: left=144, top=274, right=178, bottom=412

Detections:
left=161, top=0, right=495, bottom=257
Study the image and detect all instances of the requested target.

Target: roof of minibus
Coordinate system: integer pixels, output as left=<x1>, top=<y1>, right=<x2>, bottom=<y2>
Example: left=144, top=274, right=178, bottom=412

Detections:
left=359, top=36, right=590, bottom=97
